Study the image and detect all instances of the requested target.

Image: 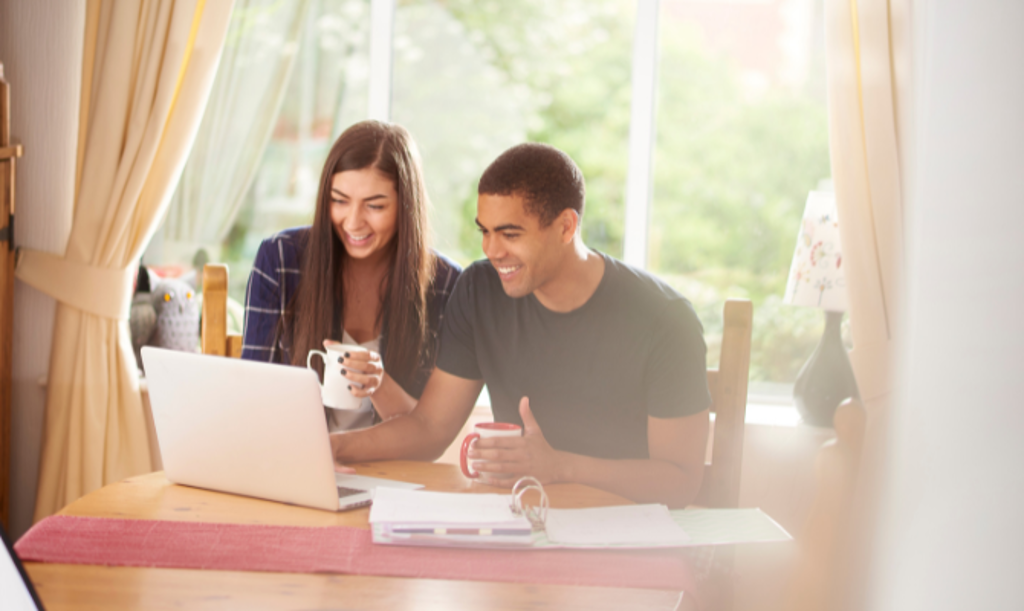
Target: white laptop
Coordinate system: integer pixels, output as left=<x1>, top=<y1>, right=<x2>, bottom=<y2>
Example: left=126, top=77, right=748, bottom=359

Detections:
left=141, top=347, right=422, bottom=511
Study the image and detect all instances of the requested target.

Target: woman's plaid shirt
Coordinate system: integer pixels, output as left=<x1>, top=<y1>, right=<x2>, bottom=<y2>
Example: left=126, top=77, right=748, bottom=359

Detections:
left=241, top=227, right=462, bottom=398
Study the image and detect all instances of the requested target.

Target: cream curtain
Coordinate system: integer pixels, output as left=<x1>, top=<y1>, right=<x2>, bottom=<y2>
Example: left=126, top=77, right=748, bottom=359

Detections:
left=807, top=1, right=912, bottom=607
left=823, top=0, right=909, bottom=423
left=15, top=0, right=233, bottom=520
left=161, top=0, right=309, bottom=261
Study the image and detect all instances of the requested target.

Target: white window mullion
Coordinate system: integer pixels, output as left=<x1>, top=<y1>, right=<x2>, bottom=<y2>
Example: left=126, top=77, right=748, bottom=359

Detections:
left=368, top=0, right=395, bottom=121
left=623, top=0, right=660, bottom=270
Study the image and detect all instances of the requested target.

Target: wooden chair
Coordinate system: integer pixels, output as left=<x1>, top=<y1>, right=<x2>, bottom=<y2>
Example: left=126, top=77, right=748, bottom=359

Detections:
left=694, top=298, right=753, bottom=509
left=201, top=264, right=243, bottom=358
left=786, top=398, right=867, bottom=611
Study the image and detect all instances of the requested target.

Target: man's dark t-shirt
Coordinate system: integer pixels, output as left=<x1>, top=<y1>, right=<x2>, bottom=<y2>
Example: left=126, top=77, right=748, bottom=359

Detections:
left=436, top=253, right=711, bottom=460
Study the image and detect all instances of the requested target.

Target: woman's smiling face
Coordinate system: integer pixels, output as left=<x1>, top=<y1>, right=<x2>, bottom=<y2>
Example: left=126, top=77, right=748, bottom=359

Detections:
left=329, top=168, right=399, bottom=263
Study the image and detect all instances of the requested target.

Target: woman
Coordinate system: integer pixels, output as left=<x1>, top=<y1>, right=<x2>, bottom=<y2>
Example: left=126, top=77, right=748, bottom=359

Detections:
left=242, top=120, right=461, bottom=431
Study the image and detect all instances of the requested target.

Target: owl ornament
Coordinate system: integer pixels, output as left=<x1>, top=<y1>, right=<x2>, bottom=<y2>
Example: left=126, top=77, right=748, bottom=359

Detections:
left=150, top=276, right=201, bottom=352
left=130, top=266, right=201, bottom=372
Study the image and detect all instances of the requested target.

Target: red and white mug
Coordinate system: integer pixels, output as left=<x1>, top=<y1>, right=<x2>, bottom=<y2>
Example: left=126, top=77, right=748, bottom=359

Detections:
left=459, top=422, right=523, bottom=479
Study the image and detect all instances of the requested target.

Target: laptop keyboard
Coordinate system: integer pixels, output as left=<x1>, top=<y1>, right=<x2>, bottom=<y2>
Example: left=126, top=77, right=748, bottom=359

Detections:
left=337, top=486, right=366, bottom=498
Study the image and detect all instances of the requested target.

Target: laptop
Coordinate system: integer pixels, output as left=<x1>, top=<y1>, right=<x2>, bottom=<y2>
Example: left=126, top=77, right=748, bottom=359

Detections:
left=1, top=523, right=45, bottom=611
left=141, top=347, right=422, bottom=511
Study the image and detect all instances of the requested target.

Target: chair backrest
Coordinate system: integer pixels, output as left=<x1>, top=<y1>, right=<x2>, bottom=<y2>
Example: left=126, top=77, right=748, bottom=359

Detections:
left=201, top=264, right=243, bottom=358
left=694, top=298, right=753, bottom=508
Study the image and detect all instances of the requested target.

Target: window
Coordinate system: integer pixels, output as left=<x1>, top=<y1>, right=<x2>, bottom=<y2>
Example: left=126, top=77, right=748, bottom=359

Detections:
left=392, top=0, right=637, bottom=263
left=223, top=0, right=372, bottom=301
left=149, top=0, right=832, bottom=396
left=147, top=0, right=372, bottom=304
left=651, top=0, right=831, bottom=393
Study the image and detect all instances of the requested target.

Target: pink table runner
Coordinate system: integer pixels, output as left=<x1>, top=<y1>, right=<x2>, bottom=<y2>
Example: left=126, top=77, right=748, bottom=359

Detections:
left=16, top=516, right=698, bottom=594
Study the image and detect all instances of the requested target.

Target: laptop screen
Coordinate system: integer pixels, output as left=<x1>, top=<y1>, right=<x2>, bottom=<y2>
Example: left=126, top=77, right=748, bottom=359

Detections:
left=0, top=524, right=45, bottom=610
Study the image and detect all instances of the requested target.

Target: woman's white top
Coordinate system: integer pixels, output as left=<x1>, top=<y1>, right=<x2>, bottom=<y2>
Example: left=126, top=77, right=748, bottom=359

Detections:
left=324, top=331, right=380, bottom=433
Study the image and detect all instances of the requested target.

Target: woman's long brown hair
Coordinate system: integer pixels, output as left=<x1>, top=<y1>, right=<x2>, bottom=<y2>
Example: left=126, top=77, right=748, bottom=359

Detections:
left=284, top=121, right=434, bottom=393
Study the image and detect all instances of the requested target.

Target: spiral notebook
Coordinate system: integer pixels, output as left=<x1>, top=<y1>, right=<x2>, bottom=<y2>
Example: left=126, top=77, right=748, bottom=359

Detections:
left=369, top=477, right=790, bottom=550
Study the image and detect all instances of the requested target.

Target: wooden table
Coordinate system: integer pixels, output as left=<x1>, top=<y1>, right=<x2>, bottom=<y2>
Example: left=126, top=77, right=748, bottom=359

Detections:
left=23, top=461, right=696, bottom=610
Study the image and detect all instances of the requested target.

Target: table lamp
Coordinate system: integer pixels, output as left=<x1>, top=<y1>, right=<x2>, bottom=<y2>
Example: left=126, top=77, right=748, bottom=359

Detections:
left=783, top=190, right=860, bottom=427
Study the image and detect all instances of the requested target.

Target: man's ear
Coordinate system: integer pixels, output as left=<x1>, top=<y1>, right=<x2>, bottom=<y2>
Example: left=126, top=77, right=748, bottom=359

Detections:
left=558, top=208, right=580, bottom=243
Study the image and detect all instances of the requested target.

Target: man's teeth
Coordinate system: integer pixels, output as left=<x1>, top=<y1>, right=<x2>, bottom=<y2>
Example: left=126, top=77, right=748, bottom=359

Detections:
left=498, top=266, right=520, bottom=274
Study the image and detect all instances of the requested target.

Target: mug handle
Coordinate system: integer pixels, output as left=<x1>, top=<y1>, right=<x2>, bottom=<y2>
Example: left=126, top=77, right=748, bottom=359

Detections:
left=306, top=350, right=327, bottom=387
left=460, top=432, right=480, bottom=478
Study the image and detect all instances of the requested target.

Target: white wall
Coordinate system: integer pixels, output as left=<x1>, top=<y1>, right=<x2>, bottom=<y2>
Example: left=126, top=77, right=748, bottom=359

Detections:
left=0, top=0, right=83, bottom=538
left=869, top=2, right=1024, bottom=609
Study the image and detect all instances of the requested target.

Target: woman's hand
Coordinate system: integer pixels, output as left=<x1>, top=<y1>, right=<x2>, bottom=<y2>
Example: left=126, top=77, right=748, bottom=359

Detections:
left=324, top=341, right=416, bottom=420
left=326, top=340, right=382, bottom=398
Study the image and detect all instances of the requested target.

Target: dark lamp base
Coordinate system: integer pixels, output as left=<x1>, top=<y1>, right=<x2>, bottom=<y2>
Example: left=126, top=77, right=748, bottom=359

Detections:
left=793, top=310, right=860, bottom=428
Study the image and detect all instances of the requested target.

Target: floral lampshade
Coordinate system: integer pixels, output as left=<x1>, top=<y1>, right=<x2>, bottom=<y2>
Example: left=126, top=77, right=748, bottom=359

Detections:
left=784, top=190, right=848, bottom=312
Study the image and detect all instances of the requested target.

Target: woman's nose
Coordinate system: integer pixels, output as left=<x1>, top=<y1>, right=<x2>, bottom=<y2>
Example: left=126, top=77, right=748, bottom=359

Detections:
left=344, top=206, right=365, bottom=229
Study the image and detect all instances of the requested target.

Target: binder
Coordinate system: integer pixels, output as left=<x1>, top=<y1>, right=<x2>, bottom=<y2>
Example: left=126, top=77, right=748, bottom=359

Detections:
left=369, top=478, right=539, bottom=548
left=369, top=477, right=792, bottom=550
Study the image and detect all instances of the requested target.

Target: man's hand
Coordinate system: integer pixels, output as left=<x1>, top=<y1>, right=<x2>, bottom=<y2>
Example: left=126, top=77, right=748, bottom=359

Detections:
left=468, top=397, right=567, bottom=486
left=329, top=433, right=357, bottom=474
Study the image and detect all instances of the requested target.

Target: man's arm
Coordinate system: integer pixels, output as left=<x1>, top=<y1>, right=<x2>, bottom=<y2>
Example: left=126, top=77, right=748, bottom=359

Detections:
left=330, top=368, right=485, bottom=464
left=468, top=398, right=709, bottom=508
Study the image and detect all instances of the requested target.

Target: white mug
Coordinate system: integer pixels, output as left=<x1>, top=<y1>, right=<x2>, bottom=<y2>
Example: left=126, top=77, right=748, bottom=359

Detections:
left=460, top=422, right=523, bottom=479
left=307, top=343, right=366, bottom=410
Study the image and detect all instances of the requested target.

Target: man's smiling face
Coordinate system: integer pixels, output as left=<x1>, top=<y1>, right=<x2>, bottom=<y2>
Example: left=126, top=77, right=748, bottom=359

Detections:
left=476, top=192, right=567, bottom=299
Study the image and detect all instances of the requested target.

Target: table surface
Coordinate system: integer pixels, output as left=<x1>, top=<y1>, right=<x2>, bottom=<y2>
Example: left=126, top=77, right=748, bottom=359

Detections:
left=24, top=461, right=698, bottom=611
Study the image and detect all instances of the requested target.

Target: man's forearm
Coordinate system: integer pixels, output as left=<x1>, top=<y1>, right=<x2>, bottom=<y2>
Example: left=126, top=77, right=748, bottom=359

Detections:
left=332, top=369, right=485, bottom=466
left=370, top=373, right=416, bottom=420
left=332, top=411, right=451, bottom=464
left=557, top=452, right=704, bottom=509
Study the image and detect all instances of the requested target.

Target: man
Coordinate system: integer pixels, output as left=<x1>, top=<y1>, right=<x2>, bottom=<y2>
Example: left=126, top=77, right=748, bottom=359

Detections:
left=332, top=143, right=711, bottom=508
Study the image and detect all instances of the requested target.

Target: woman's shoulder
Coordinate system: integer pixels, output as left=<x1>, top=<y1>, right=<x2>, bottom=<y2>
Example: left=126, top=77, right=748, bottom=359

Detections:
left=254, top=226, right=310, bottom=267
left=259, top=226, right=310, bottom=251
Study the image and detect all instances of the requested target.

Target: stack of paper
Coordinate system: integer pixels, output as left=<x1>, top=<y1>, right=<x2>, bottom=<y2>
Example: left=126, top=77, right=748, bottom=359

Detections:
left=369, top=488, right=534, bottom=548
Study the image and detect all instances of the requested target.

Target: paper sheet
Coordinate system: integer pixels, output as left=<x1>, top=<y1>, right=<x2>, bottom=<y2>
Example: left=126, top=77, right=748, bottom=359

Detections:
left=527, top=507, right=792, bottom=550
left=544, top=504, right=690, bottom=546
left=670, top=508, right=792, bottom=546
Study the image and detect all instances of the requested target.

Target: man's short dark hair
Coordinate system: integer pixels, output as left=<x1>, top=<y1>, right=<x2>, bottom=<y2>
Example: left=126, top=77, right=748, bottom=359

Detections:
left=478, top=143, right=585, bottom=226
